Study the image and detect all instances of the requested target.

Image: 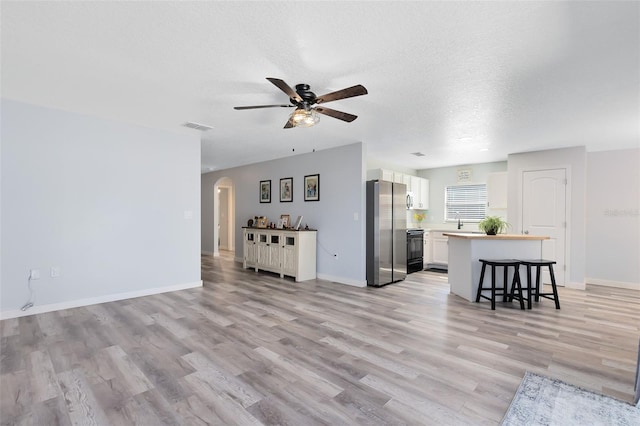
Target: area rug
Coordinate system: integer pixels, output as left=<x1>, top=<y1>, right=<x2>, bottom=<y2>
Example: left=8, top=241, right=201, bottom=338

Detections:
left=501, top=371, right=640, bottom=425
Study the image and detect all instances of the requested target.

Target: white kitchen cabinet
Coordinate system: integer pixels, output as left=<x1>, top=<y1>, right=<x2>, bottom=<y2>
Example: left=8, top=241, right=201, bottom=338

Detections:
left=427, top=231, right=449, bottom=267
left=368, top=170, right=427, bottom=209
left=487, top=172, right=508, bottom=209
left=411, top=176, right=429, bottom=209
left=402, top=174, right=411, bottom=189
left=243, top=228, right=317, bottom=281
left=393, top=172, right=405, bottom=184
left=423, top=232, right=430, bottom=269
left=367, top=168, right=394, bottom=182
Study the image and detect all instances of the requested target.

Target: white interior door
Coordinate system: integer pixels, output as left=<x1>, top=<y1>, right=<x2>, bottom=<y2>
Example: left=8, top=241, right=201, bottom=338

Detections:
left=522, top=169, right=567, bottom=286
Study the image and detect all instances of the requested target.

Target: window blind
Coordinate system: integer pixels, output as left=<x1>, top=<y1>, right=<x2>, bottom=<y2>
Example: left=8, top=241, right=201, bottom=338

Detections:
left=445, top=184, right=487, bottom=221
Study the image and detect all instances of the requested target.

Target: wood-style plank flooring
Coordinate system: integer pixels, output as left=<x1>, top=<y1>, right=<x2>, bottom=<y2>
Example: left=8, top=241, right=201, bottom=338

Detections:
left=2, top=252, right=639, bottom=425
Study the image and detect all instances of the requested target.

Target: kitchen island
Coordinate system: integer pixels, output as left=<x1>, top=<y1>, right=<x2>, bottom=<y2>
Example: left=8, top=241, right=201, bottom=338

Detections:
left=444, top=233, right=549, bottom=302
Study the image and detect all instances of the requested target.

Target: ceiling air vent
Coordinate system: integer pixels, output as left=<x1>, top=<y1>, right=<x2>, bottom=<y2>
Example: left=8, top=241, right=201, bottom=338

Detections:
left=411, top=152, right=426, bottom=157
left=182, top=121, right=214, bottom=132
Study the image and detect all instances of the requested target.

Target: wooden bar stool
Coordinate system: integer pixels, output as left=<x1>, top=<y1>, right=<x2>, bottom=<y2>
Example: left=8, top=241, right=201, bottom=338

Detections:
left=518, top=259, right=560, bottom=309
left=475, top=259, right=525, bottom=310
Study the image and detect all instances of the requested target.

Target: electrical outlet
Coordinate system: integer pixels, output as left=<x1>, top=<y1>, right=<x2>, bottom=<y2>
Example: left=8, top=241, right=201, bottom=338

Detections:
left=30, top=269, right=40, bottom=280
left=51, top=266, right=61, bottom=278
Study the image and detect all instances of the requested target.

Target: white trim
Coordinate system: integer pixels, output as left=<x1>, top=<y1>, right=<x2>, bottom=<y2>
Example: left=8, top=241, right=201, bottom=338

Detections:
left=0, top=280, right=203, bottom=320
left=565, top=281, right=586, bottom=290
left=586, top=277, right=640, bottom=291
left=317, top=273, right=366, bottom=287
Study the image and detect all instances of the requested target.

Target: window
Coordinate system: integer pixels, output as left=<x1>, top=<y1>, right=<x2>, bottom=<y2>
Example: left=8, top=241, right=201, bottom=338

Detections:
left=444, top=184, right=487, bottom=222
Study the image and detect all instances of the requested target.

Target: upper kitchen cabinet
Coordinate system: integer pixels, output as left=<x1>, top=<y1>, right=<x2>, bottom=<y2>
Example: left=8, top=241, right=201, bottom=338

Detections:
left=368, top=168, right=429, bottom=209
left=411, top=175, right=429, bottom=209
left=487, top=172, right=508, bottom=209
left=367, top=168, right=395, bottom=182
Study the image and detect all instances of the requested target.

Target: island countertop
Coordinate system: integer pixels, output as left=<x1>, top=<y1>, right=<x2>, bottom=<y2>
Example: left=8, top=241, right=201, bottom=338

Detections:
left=446, top=233, right=549, bottom=302
left=444, top=233, right=549, bottom=241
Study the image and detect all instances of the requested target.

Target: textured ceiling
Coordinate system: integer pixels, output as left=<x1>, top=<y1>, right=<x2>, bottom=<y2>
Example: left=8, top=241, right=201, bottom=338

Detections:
left=2, top=1, right=638, bottom=173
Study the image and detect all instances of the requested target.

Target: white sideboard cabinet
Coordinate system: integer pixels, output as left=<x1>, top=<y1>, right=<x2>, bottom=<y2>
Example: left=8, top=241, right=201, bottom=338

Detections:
left=243, top=228, right=317, bottom=281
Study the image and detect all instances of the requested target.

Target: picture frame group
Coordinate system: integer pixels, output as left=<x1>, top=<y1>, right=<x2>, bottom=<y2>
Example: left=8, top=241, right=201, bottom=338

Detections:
left=259, top=174, right=319, bottom=203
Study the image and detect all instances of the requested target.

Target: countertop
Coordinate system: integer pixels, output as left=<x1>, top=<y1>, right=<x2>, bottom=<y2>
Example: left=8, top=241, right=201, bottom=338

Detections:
left=444, top=233, right=549, bottom=240
left=242, top=227, right=317, bottom=231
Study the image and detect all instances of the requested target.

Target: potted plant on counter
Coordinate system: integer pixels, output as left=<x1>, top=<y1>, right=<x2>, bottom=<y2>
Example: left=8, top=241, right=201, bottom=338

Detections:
left=478, top=216, right=510, bottom=235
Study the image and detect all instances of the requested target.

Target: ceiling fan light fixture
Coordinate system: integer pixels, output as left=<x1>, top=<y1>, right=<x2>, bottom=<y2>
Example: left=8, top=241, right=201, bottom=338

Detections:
left=291, top=108, right=319, bottom=127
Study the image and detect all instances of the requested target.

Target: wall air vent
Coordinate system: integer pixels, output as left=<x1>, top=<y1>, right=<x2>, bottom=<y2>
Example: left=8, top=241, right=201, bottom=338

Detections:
left=182, top=121, right=214, bottom=131
left=411, top=152, right=426, bottom=157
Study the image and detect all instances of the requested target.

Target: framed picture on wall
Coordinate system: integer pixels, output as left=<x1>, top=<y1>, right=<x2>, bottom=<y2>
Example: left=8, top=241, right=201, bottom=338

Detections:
left=304, top=174, right=320, bottom=201
left=259, top=180, right=271, bottom=203
left=280, top=177, right=293, bottom=202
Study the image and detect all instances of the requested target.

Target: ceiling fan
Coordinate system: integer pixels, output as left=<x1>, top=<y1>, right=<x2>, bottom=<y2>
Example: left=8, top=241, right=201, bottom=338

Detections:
left=234, top=78, right=368, bottom=128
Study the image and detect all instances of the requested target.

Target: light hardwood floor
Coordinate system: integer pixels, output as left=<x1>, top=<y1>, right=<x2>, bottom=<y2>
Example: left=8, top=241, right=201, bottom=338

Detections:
left=1, top=252, right=639, bottom=425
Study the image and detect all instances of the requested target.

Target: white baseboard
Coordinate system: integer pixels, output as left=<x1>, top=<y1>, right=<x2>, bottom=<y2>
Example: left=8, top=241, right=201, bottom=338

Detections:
left=586, top=277, right=640, bottom=291
left=0, top=280, right=203, bottom=320
left=317, top=273, right=366, bottom=288
left=565, top=281, right=586, bottom=290
left=230, top=259, right=365, bottom=287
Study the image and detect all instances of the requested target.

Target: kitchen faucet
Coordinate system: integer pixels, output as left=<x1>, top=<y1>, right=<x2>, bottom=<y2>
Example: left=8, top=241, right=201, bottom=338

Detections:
left=456, top=213, right=463, bottom=230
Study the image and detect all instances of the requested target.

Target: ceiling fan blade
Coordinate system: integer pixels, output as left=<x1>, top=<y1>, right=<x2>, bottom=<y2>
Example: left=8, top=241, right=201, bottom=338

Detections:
left=315, top=84, right=368, bottom=104
left=314, top=106, right=358, bottom=122
left=284, top=118, right=295, bottom=129
left=266, top=78, right=303, bottom=103
left=234, top=104, right=293, bottom=110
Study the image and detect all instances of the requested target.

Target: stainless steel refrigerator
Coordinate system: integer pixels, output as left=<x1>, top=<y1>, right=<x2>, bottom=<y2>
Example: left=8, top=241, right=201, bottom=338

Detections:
left=366, top=180, right=407, bottom=286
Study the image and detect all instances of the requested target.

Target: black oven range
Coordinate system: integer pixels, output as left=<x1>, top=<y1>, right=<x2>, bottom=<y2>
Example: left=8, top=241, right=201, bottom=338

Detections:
left=406, top=229, right=424, bottom=274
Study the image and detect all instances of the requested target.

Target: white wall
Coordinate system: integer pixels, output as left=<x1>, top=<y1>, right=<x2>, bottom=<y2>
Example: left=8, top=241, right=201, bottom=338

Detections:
left=418, top=161, right=508, bottom=229
left=508, top=146, right=587, bottom=288
left=1, top=100, right=201, bottom=318
left=202, top=142, right=366, bottom=286
left=586, top=149, right=640, bottom=288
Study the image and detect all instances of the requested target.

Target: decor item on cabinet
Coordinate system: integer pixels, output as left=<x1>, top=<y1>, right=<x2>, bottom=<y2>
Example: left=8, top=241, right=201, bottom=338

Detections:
left=280, top=177, right=293, bottom=202
left=478, top=216, right=510, bottom=235
left=293, top=215, right=303, bottom=230
left=280, top=214, right=291, bottom=228
left=304, top=174, right=320, bottom=201
left=247, top=218, right=254, bottom=227
left=414, top=212, right=426, bottom=227
left=259, top=180, right=271, bottom=203
left=255, top=216, right=268, bottom=228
